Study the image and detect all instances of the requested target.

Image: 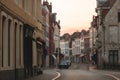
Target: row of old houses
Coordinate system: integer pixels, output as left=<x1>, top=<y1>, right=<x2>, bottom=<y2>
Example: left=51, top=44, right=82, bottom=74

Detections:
left=90, top=0, right=120, bottom=69
left=60, top=30, right=90, bottom=64
left=0, top=0, right=61, bottom=80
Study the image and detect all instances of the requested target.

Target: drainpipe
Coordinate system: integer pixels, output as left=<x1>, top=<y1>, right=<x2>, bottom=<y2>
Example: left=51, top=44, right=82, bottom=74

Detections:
left=100, top=7, right=106, bottom=68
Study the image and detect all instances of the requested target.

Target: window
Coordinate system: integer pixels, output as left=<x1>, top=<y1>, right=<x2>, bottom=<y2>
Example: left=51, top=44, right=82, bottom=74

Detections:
left=14, top=22, right=17, bottom=67
left=32, top=0, right=36, bottom=16
left=19, top=25, right=21, bottom=65
left=15, top=0, right=24, bottom=8
left=109, top=50, right=118, bottom=65
left=24, top=0, right=32, bottom=14
left=19, top=25, right=23, bottom=65
left=14, top=0, right=19, bottom=4
left=19, top=0, right=23, bottom=8
left=109, top=26, right=118, bottom=43
left=2, top=16, right=6, bottom=67
left=118, top=12, right=120, bottom=22
left=8, top=19, right=11, bottom=66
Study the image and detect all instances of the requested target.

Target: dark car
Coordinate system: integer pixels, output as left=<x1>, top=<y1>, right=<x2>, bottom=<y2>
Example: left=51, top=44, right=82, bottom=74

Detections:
left=58, top=60, right=69, bottom=69
left=66, top=60, right=71, bottom=66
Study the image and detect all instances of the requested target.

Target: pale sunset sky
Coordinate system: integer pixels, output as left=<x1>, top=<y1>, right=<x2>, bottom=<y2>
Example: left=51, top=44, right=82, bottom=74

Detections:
left=48, top=0, right=97, bottom=35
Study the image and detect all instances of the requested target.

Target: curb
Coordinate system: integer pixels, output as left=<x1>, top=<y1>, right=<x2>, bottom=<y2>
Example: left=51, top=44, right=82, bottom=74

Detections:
left=89, top=66, right=120, bottom=80
left=105, top=74, right=120, bottom=80
left=51, top=72, right=61, bottom=80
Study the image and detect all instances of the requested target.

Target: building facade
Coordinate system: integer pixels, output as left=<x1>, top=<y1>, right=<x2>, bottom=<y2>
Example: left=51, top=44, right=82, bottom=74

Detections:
left=53, top=20, right=61, bottom=65
left=95, top=0, right=120, bottom=69
left=42, top=2, right=50, bottom=67
left=89, top=16, right=98, bottom=64
left=72, top=38, right=81, bottom=63
left=60, top=40, right=70, bottom=60
left=42, top=0, right=54, bottom=67
left=48, top=3, right=55, bottom=67
left=102, top=0, right=120, bottom=69
left=0, top=0, right=43, bottom=80
left=72, top=40, right=76, bottom=63
left=84, top=31, right=90, bottom=63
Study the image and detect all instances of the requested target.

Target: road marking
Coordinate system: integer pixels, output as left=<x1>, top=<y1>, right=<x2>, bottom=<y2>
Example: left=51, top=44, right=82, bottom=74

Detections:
left=52, top=72, right=61, bottom=80
left=105, top=74, right=120, bottom=80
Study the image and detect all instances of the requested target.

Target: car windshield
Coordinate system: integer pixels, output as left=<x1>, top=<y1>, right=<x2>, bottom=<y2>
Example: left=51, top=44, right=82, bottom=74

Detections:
left=60, top=60, right=67, bottom=65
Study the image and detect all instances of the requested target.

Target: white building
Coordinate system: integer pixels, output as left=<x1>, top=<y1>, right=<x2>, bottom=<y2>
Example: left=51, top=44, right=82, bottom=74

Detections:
left=80, top=33, right=84, bottom=54
left=72, top=38, right=81, bottom=63
left=60, top=40, right=70, bottom=60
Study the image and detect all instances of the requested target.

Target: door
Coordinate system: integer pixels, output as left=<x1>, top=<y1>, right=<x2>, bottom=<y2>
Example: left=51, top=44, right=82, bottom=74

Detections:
left=109, top=50, right=118, bottom=66
left=23, top=24, right=34, bottom=78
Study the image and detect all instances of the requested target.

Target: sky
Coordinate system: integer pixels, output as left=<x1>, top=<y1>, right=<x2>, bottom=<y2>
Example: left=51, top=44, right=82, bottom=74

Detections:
left=47, top=0, right=97, bottom=35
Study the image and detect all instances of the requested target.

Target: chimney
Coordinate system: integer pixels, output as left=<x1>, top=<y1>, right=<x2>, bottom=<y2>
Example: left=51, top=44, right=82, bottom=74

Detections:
left=43, top=1, right=52, bottom=12
left=48, top=2, right=52, bottom=12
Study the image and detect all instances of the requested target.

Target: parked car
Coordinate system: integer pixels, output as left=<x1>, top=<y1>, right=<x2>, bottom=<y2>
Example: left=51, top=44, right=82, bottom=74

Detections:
left=66, top=60, right=71, bottom=66
left=58, top=60, right=69, bottom=69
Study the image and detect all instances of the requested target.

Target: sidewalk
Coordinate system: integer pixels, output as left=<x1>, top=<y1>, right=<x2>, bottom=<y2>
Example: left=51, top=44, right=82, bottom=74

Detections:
left=70, top=63, right=120, bottom=79
left=26, top=69, right=58, bottom=80
left=89, top=65, right=120, bottom=79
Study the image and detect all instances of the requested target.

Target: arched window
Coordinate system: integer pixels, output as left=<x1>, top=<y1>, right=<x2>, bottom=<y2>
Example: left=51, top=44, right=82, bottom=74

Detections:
left=8, top=19, right=12, bottom=66
left=2, top=16, right=6, bottom=67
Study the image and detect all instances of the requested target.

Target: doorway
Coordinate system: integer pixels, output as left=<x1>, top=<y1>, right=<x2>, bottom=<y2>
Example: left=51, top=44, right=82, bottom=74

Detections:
left=109, top=50, right=118, bottom=67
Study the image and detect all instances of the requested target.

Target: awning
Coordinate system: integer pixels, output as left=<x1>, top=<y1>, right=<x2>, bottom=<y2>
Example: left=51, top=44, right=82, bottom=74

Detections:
left=52, top=55, right=56, bottom=59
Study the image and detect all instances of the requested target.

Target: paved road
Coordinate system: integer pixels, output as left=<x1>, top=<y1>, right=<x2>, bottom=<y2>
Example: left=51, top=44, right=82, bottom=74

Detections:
left=57, top=69, right=115, bottom=80
left=55, top=63, right=120, bottom=80
left=26, top=63, right=120, bottom=80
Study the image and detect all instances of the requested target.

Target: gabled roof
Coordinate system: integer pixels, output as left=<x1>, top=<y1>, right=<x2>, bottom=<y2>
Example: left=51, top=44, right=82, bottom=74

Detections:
left=96, top=0, right=117, bottom=16
left=99, top=0, right=117, bottom=18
